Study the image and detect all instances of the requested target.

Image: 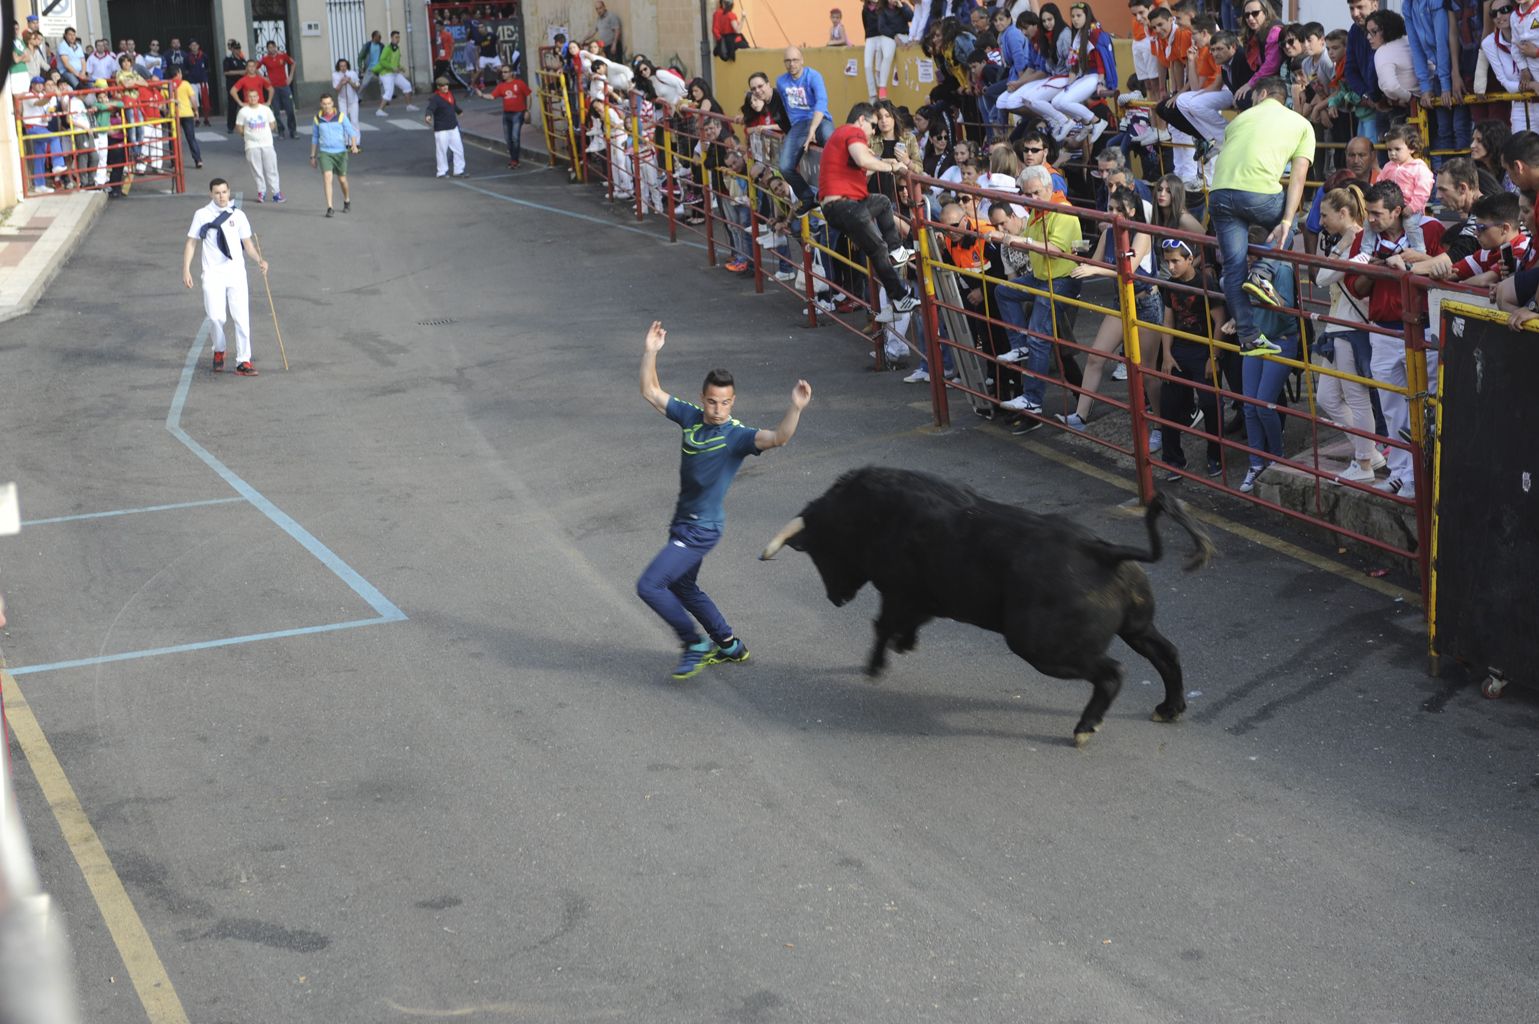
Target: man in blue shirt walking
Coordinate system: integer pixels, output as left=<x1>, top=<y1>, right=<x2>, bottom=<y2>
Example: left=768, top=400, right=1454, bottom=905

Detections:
left=638, top=320, right=813, bottom=679
left=774, top=47, right=833, bottom=215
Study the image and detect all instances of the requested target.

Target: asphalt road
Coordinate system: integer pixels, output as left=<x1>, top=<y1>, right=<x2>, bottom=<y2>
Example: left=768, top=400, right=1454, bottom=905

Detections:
left=3, top=116, right=1538, bottom=1024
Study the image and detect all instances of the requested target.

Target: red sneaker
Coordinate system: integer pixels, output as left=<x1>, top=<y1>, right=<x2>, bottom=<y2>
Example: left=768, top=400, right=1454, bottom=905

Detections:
left=234, top=361, right=259, bottom=376
left=212, top=351, right=225, bottom=372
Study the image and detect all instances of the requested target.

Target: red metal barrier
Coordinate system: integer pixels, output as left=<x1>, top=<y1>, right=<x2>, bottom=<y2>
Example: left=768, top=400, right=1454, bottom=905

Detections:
left=11, top=82, right=185, bottom=198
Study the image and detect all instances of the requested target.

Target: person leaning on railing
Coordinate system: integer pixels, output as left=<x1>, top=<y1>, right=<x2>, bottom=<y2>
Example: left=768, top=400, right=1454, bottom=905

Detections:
left=995, top=163, right=1084, bottom=417
left=1344, top=180, right=1446, bottom=500
left=1478, top=2, right=1539, bottom=135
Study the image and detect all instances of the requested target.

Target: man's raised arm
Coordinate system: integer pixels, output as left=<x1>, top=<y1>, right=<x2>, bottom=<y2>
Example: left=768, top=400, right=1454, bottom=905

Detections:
left=755, top=379, right=812, bottom=450
left=640, top=320, right=671, bottom=414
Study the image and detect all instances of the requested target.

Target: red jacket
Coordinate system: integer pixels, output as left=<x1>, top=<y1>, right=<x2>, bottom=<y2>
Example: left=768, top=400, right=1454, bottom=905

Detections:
left=1345, top=218, right=1446, bottom=324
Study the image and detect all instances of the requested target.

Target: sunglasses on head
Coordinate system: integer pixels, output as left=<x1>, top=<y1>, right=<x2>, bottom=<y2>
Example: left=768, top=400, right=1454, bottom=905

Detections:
left=1160, top=238, right=1194, bottom=255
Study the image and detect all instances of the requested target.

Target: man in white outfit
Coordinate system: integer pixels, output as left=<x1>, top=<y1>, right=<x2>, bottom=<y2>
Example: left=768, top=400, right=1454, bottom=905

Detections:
left=235, top=88, right=283, bottom=202
left=182, top=178, right=269, bottom=376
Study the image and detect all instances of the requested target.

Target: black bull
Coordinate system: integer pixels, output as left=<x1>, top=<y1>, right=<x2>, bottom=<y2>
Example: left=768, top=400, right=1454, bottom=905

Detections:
left=759, top=467, right=1215, bottom=747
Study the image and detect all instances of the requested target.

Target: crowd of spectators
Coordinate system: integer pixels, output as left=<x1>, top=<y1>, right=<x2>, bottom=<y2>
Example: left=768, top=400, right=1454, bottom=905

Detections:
left=555, top=0, right=1539, bottom=504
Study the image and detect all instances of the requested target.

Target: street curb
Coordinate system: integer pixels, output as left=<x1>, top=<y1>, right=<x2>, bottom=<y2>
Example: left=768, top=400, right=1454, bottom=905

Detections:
left=0, top=191, right=109, bottom=324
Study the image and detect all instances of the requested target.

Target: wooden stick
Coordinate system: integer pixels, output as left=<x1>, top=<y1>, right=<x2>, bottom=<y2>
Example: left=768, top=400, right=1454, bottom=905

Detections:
left=251, top=234, right=289, bottom=370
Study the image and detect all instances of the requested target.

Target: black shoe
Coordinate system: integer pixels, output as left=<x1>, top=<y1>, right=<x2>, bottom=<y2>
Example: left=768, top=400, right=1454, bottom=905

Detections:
left=792, top=196, right=817, bottom=219
left=1008, top=414, right=1042, bottom=435
left=325, top=207, right=334, bottom=217
left=343, top=200, right=351, bottom=213
left=1161, top=467, right=1186, bottom=483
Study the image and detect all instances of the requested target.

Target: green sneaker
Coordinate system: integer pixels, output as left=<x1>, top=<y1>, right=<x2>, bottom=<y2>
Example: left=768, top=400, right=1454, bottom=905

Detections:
left=671, top=639, right=716, bottom=679
left=1242, top=273, right=1284, bottom=308
left=706, top=638, right=751, bottom=665
left=1240, top=334, right=1282, bottom=357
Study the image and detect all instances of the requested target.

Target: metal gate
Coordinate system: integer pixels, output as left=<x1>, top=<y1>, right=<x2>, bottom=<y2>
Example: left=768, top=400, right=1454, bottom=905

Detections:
left=251, top=0, right=288, bottom=51
left=326, top=0, right=368, bottom=68
left=105, top=0, right=215, bottom=55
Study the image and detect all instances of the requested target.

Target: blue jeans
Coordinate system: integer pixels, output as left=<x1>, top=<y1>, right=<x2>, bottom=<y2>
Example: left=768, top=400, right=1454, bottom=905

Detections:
left=1209, top=187, right=1286, bottom=348
left=778, top=117, right=833, bottom=202
left=996, top=272, right=1082, bottom=406
left=271, top=85, right=297, bottom=137
left=636, top=521, right=732, bottom=646
left=24, top=126, right=64, bottom=189
left=501, top=110, right=525, bottom=161
left=1241, top=332, right=1301, bottom=469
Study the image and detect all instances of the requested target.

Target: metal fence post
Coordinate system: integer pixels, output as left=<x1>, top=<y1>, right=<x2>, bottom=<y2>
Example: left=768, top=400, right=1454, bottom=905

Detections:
left=1116, top=217, right=1155, bottom=504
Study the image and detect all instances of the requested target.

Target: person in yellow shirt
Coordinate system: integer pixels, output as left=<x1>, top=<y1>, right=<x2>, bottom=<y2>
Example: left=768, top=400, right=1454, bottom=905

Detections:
left=995, top=163, right=1085, bottom=416
left=170, top=66, right=202, bottom=167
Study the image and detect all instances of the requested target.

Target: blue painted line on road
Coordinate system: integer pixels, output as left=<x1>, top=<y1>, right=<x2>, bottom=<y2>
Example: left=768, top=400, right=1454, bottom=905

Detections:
left=167, top=326, right=407, bottom=622
left=6, top=617, right=397, bottom=676
left=23, top=497, right=245, bottom=527
left=449, top=179, right=708, bottom=251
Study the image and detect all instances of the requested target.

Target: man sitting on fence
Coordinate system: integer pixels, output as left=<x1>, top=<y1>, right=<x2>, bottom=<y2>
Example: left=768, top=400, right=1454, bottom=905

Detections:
left=776, top=48, right=833, bottom=218
left=815, top=102, right=919, bottom=326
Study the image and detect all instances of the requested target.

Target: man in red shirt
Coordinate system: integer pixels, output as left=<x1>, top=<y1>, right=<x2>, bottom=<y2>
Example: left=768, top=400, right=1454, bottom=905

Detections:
left=815, top=103, right=918, bottom=324
left=259, top=40, right=297, bottom=138
left=433, top=21, right=457, bottom=84
left=229, top=58, right=272, bottom=118
left=476, top=63, right=531, bottom=167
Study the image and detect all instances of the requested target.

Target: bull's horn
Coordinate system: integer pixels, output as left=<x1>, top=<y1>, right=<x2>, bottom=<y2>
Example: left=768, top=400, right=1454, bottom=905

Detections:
left=759, top=516, right=805, bottom=560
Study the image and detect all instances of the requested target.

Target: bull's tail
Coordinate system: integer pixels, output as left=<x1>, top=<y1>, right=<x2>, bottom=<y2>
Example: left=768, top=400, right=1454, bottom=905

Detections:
left=1093, top=492, right=1215, bottom=572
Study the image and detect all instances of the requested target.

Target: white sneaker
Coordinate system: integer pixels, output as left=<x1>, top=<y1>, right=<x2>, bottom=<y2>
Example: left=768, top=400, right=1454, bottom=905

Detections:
left=1088, top=120, right=1108, bottom=146
left=774, top=269, right=797, bottom=282
left=1337, top=462, right=1376, bottom=484
left=1111, top=362, right=1128, bottom=381
left=874, top=304, right=898, bottom=324
left=375, top=109, right=389, bottom=117
left=997, top=347, right=1027, bottom=364
left=32, top=185, right=54, bottom=194
left=903, top=368, right=930, bottom=383
left=1240, top=464, right=1267, bottom=493
left=1117, top=90, right=1144, bottom=104
left=802, top=299, right=837, bottom=315
left=1051, top=120, right=1074, bottom=142
left=405, top=103, right=420, bottom=111
left=889, top=245, right=914, bottom=267
left=1000, top=395, right=1043, bottom=413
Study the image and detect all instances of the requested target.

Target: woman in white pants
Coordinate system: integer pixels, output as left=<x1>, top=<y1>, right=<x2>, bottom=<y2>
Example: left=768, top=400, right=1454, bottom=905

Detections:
left=333, top=58, right=362, bottom=127
left=1312, top=186, right=1385, bottom=484
left=1050, top=3, right=1114, bottom=143
left=862, top=0, right=911, bottom=101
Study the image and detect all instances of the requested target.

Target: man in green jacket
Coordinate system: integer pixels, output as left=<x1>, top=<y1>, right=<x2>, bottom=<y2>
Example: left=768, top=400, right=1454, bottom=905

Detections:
left=372, top=29, right=417, bottom=116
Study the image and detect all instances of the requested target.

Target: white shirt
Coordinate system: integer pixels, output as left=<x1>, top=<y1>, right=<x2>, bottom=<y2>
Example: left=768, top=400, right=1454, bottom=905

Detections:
left=1512, top=0, right=1539, bottom=77
left=235, top=104, right=276, bottom=148
left=187, top=201, right=253, bottom=276
left=85, top=51, right=119, bottom=81
left=332, top=69, right=360, bottom=101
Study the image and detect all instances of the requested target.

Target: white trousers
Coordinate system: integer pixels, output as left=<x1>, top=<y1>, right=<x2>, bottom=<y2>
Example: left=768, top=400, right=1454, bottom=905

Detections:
left=1170, top=126, right=1198, bottom=183
left=1132, top=38, right=1158, bottom=85
left=1316, top=336, right=1377, bottom=464
left=339, top=92, right=359, bottom=127
left=865, top=35, right=897, bottom=100
left=381, top=73, right=412, bottom=101
left=1368, top=331, right=1438, bottom=489
left=246, top=145, right=279, bottom=194
left=1051, top=73, right=1100, bottom=125
left=93, top=134, right=108, bottom=184
left=434, top=127, right=465, bottom=175
left=1512, top=101, right=1539, bottom=134
left=1011, top=76, right=1071, bottom=132
left=203, top=274, right=252, bottom=364
left=1175, top=87, right=1233, bottom=142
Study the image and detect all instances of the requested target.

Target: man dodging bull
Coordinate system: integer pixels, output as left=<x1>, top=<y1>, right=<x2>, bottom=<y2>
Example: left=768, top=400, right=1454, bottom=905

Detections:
left=761, top=467, right=1214, bottom=747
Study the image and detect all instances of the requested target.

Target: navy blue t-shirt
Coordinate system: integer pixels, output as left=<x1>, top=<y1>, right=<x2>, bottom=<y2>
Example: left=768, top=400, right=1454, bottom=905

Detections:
left=667, top=396, right=761, bottom=528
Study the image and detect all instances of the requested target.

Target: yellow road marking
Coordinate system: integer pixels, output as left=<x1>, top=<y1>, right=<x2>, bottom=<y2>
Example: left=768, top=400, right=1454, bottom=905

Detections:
left=1, top=666, right=190, bottom=1024
left=989, top=428, right=1421, bottom=605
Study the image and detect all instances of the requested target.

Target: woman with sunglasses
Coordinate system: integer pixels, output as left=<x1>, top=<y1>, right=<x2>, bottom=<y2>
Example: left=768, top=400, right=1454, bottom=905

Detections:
left=1049, top=2, right=1118, bottom=146
left=1479, top=4, right=1539, bottom=134
left=1056, top=185, right=1164, bottom=434
left=1232, top=0, right=1284, bottom=108
left=1469, top=119, right=1515, bottom=193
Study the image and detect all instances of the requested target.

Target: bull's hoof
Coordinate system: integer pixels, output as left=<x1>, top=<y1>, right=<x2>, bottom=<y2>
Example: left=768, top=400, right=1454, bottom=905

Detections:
left=864, top=662, right=886, bottom=679
left=1072, top=723, right=1099, bottom=748
left=1150, top=703, right=1186, bottom=723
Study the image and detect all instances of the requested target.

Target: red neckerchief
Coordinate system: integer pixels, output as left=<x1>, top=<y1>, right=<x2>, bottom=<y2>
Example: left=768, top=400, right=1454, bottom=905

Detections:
left=435, top=88, right=453, bottom=103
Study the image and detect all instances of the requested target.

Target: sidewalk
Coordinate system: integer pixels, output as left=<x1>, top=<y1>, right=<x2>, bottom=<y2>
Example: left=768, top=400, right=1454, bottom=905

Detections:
left=0, top=191, right=107, bottom=324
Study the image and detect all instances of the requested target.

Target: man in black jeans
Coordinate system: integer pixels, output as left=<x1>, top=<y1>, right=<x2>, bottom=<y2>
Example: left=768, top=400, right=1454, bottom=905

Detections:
left=815, top=102, right=918, bottom=324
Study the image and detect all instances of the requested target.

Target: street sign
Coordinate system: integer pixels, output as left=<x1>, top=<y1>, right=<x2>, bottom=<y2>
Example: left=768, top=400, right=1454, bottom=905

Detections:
left=38, top=0, right=75, bottom=41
